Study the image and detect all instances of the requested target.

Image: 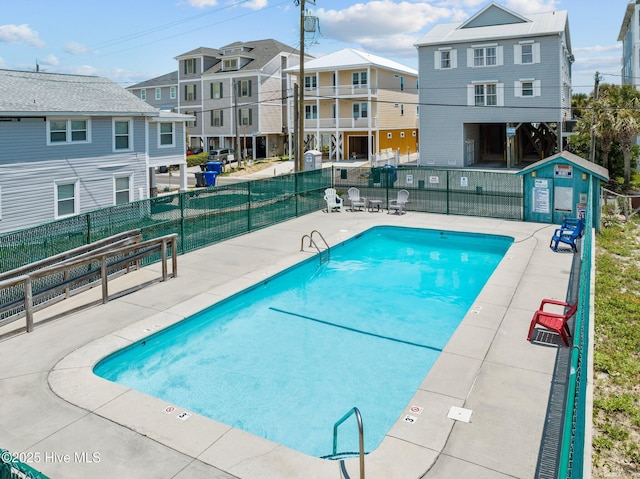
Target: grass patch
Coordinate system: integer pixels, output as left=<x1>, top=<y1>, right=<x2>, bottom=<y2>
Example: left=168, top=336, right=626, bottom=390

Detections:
left=592, top=217, right=640, bottom=478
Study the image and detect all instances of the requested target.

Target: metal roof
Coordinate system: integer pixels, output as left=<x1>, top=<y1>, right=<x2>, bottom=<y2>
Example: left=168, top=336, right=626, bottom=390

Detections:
left=0, top=69, right=158, bottom=116
left=415, top=5, right=569, bottom=50
left=285, top=48, right=418, bottom=76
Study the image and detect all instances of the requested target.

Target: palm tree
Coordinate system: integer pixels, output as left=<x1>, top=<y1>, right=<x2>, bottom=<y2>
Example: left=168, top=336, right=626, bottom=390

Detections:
left=603, top=85, right=640, bottom=190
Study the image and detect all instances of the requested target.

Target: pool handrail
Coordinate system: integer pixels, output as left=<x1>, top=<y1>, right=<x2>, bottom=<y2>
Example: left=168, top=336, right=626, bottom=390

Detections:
left=300, top=230, right=330, bottom=263
left=332, top=406, right=365, bottom=479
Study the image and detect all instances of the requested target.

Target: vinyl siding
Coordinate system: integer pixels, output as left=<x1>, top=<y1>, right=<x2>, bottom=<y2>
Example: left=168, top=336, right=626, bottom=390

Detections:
left=0, top=153, right=147, bottom=233
left=418, top=32, right=565, bottom=166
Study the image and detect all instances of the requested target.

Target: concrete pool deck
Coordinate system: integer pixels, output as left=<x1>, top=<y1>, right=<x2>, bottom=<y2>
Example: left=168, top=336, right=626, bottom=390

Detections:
left=0, top=211, right=577, bottom=479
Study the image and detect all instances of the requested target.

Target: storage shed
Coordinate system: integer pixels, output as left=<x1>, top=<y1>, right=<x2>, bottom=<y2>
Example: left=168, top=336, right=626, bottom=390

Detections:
left=516, top=151, right=609, bottom=231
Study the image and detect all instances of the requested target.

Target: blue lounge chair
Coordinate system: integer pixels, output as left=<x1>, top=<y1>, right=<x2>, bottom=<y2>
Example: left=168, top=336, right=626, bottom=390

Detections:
left=549, top=219, right=584, bottom=252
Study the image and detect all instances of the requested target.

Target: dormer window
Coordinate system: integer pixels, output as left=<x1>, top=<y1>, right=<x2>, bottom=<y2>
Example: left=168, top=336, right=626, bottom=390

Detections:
left=184, top=58, right=196, bottom=75
left=223, top=58, right=238, bottom=71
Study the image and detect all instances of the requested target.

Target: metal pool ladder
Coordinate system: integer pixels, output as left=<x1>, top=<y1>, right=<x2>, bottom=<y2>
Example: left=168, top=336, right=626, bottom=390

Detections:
left=300, top=229, right=330, bottom=263
left=332, top=407, right=365, bottom=479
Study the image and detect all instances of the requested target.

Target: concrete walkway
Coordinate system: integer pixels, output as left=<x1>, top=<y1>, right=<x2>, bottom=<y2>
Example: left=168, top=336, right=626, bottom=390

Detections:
left=0, top=211, right=574, bottom=478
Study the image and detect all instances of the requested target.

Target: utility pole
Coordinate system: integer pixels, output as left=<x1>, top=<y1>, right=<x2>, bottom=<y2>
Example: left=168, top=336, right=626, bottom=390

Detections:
left=589, top=71, right=601, bottom=163
left=294, top=0, right=316, bottom=172
left=233, top=79, right=242, bottom=169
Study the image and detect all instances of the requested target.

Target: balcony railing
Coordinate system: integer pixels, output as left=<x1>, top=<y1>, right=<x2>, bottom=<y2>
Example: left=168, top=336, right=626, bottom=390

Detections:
left=304, top=84, right=378, bottom=98
left=304, top=117, right=378, bottom=129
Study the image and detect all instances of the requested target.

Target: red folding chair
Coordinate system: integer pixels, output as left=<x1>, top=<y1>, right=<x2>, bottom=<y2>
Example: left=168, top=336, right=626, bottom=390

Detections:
left=527, top=299, right=578, bottom=346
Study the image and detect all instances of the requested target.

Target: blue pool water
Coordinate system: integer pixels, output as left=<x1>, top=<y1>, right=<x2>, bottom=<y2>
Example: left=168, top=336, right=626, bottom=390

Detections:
left=94, top=226, right=512, bottom=458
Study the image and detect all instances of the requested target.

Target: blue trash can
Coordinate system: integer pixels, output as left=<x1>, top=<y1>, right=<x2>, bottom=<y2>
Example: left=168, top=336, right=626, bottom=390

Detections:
left=205, top=161, right=223, bottom=174
left=203, top=171, right=217, bottom=186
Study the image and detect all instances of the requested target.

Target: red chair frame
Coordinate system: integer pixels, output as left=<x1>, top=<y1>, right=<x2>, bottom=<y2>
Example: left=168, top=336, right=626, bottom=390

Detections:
left=527, top=299, right=577, bottom=346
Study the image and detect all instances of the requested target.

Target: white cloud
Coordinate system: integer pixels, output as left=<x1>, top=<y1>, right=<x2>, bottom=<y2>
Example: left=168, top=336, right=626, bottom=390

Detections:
left=0, top=24, right=45, bottom=47
left=242, top=0, right=267, bottom=9
left=573, top=45, right=621, bottom=54
left=187, top=0, right=218, bottom=7
left=316, top=1, right=455, bottom=44
left=39, top=54, right=59, bottom=67
left=64, top=41, right=90, bottom=55
left=504, top=0, right=559, bottom=14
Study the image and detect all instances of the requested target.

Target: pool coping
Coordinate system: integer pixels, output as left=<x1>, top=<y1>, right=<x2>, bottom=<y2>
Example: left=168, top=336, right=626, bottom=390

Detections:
left=16, top=211, right=573, bottom=478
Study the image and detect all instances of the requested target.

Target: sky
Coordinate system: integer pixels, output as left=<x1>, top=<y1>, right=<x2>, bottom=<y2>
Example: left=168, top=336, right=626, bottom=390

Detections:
left=0, top=0, right=629, bottom=95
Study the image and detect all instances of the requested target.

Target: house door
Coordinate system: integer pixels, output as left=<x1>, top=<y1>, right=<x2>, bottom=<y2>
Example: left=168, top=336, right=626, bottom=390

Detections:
left=348, top=136, right=369, bottom=159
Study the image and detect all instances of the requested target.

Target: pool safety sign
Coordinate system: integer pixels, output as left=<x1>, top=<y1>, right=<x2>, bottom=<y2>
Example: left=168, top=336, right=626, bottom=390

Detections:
left=554, top=164, right=573, bottom=178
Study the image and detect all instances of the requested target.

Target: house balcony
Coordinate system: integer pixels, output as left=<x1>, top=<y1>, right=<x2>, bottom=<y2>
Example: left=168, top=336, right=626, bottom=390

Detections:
left=303, top=84, right=378, bottom=98
left=304, top=117, right=378, bottom=129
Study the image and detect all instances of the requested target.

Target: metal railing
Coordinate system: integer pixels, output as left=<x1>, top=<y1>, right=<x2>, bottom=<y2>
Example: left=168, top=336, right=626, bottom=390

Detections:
left=331, top=407, right=365, bottom=479
left=300, top=230, right=330, bottom=263
left=0, top=233, right=177, bottom=333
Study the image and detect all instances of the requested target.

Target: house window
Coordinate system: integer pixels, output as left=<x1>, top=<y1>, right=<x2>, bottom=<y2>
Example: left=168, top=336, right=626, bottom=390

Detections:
left=211, top=82, right=223, bottom=99
left=184, top=58, right=196, bottom=74
left=515, top=79, right=541, bottom=98
left=238, top=108, right=252, bottom=126
left=114, top=176, right=131, bottom=205
left=155, top=88, right=161, bottom=100
left=141, top=89, right=146, bottom=100
left=474, top=83, right=497, bottom=106
left=113, top=119, right=132, bottom=151
left=521, top=44, right=533, bottom=64
left=399, top=76, right=404, bottom=91
left=305, top=105, right=317, bottom=119
left=211, top=110, right=223, bottom=127
left=474, top=47, right=497, bottom=66
left=238, top=80, right=252, bottom=97
left=514, top=42, right=540, bottom=65
left=400, top=103, right=404, bottom=116
left=441, top=50, right=451, bottom=69
left=48, top=119, right=89, bottom=144
left=223, top=58, right=238, bottom=71
left=159, top=122, right=174, bottom=146
left=387, top=132, right=392, bottom=139
left=352, top=71, right=367, bottom=86
left=400, top=131, right=405, bottom=138
left=184, top=84, right=196, bottom=101
left=170, top=86, right=176, bottom=99
left=352, top=102, right=367, bottom=118
left=55, top=180, right=78, bottom=218
left=185, top=111, right=196, bottom=128
left=304, top=75, right=317, bottom=90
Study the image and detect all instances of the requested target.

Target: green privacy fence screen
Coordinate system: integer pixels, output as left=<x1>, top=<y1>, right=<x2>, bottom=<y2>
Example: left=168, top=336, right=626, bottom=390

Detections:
left=557, top=180, right=593, bottom=479
left=333, top=165, right=523, bottom=219
left=1, top=450, right=50, bottom=479
left=0, top=166, right=523, bottom=274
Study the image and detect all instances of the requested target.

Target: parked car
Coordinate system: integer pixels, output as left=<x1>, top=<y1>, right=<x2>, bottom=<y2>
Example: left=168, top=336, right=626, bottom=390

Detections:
left=208, top=148, right=238, bottom=165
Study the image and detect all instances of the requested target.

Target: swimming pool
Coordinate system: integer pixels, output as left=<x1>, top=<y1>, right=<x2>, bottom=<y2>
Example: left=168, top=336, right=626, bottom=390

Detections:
left=94, top=226, right=512, bottom=458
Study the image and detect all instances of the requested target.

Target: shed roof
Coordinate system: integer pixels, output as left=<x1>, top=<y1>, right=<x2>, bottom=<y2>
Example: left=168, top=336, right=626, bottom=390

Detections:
left=516, top=151, right=609, bottom=181
left=0, top=69, right=158, bottom=116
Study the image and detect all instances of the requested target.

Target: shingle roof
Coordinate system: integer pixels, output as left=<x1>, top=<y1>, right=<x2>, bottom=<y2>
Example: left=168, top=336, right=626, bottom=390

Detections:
left=287, top=48, right=417, bottom=76
left=202, top=39, right=301, bottom=75
left=415, top=6, right=569, bottom=49
left=127, top=71, right=178, bottom=90
left=0, top=69, right=158, bottom=116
